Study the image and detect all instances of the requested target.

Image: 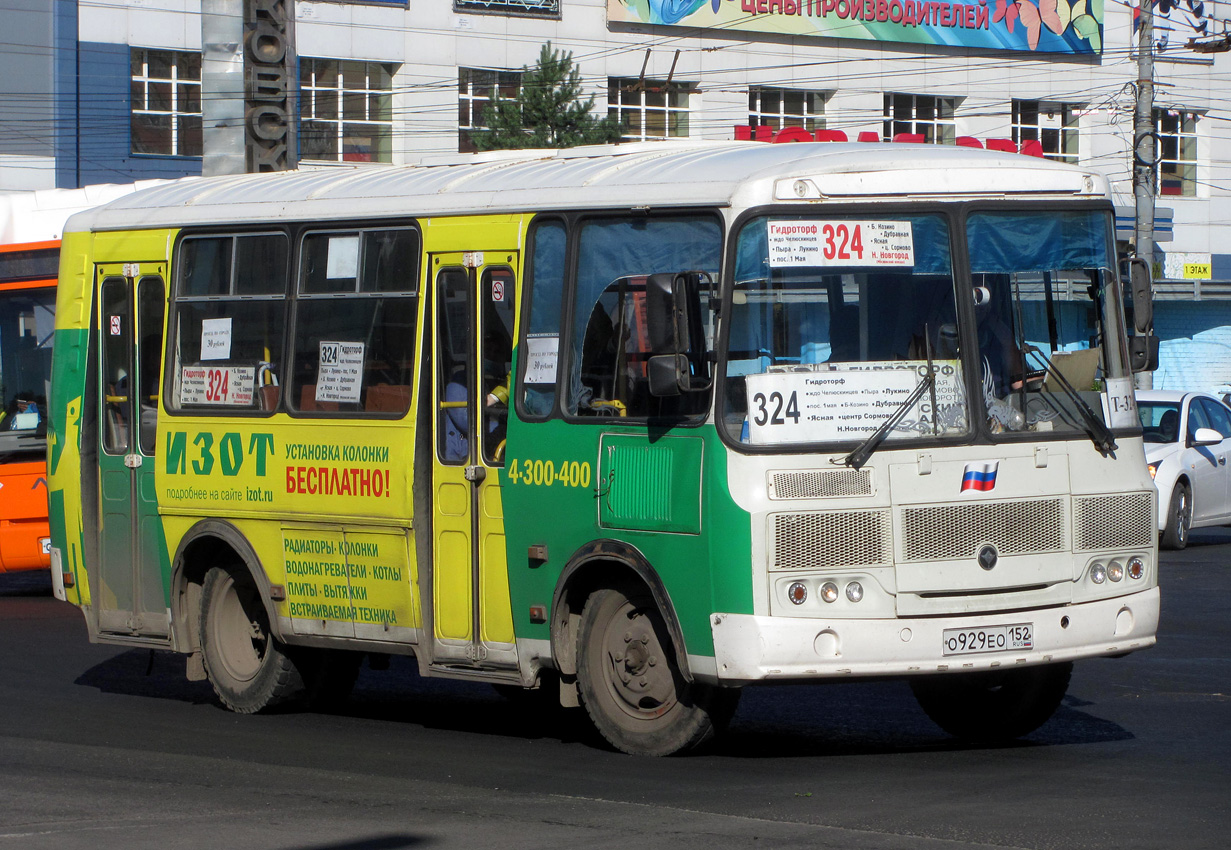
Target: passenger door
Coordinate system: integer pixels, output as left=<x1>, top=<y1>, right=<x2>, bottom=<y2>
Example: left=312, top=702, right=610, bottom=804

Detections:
left=428, top=252, right=518, bottom=670
left=96, top=265, right=169, bottom=637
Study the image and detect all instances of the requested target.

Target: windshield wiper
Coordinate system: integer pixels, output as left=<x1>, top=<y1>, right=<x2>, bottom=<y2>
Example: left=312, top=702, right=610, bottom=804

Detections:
left=1024, top=346, right=1117, bottom=455
left=841, top=365, right=936, bottom=470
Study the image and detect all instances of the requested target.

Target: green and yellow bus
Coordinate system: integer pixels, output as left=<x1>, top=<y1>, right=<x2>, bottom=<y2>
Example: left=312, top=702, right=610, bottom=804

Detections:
left=48, top=142, right=1160, bottom=755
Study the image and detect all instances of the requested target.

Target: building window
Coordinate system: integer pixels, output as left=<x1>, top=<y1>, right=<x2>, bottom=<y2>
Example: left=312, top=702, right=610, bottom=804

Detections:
left=1156, top=109, right=1198, bottom=197
left=300, top=59, right=395, bottom=163
left=130, top=49, right=202, bottom=157
left=883, top=94, right=956, bottom=144
left=453, top=0, right=560, bottom=17
left=1012, top=100, right=1079, bottom=163
left=609, top=78, right=694, bottom=142
left=748, top=87, right=827, bottom=133
left=458, top=68, right=522, bottom=153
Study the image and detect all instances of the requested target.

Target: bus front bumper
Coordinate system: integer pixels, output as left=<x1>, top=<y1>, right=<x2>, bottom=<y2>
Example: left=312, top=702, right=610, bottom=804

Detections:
left=709, top=586, right=1159, bottom=684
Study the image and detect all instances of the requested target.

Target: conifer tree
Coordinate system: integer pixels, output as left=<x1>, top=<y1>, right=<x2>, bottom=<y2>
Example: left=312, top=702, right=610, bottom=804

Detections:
left=473, top=43, right=622, bottom=151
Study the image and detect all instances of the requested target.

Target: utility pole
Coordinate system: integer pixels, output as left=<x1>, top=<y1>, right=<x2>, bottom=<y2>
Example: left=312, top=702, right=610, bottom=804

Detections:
left=1133, top=0, right=1156, bottom=389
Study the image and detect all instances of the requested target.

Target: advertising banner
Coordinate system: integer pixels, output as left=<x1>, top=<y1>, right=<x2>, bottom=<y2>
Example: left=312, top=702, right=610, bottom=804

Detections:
left=608, top=0, right=1104, bottom=54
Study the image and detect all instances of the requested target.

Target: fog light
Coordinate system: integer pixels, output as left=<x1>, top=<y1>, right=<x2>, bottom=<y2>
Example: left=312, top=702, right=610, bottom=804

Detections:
left=1128, top=557, right=1145, bottom=580
left=820, top=582, right=839, bottom=603
left=787, top=581, right=808, bottom=605
left=1090, top=562, right=1107, bottom=584
left=845, top=581, right=864, bottom=603
left=1107, top=561, right=1124, bottom=582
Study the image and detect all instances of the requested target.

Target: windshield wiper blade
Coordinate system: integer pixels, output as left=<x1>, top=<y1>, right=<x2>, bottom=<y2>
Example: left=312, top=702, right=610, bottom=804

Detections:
left=841, top=366, right=936, bottom=470
left=1025, top=347, right=1117, bottom=454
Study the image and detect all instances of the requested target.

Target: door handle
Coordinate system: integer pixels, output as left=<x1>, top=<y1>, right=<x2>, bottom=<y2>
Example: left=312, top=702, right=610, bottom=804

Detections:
left=1220, top=456, right=1227, bottom=466
left=463, top=465, right=487, bottom=483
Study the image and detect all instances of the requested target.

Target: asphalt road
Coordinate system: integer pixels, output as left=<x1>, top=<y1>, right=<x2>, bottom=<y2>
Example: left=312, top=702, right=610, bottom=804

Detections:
left=1, top=533, right=1227, bottom=850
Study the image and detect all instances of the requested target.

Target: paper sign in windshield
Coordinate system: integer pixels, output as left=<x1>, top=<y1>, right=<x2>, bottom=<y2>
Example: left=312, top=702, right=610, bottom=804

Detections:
left=768, top=221, right=914, bottom=268
left=201, top=317, right=233, bottom=361
left=524, top=334, right=559, bottom=384
left=179, top=365, right=256, bottom=406
left=317, top=341, right=364, bottom=403
left=745, top=360, right=964, bottom=445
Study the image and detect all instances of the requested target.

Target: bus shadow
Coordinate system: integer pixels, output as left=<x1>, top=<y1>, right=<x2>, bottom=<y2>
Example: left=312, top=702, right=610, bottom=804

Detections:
left=0, top=570, right=54, bottom=597
left=711, top=682, right=1132, bottom=758
left=75, top=647, right=219, bottom=706
left=76, top=651, right=1132, bottom=757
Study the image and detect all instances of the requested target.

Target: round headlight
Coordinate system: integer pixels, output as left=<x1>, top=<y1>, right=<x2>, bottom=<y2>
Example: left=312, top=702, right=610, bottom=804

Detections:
left=787, top=581, right=808, bottom=605
left=1090, top=562, right=1107, bottom=584
left=1108, top=561, right=1124, bottom=582
left=1128, top=557, right=1146, bottom=580
left=845, top=581, right=864, bottom=603
left=820, top=582, right=839, bottom=603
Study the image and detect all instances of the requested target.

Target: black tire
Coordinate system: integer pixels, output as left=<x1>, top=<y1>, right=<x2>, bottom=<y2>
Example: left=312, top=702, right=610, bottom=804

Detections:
left=910, top=661, right=1073, bottom=742
left=1161, top=482, right=1191, bottom=550
left=200, top=565, right=307, bottom=714
left=576, top=588, right=740, bottom=756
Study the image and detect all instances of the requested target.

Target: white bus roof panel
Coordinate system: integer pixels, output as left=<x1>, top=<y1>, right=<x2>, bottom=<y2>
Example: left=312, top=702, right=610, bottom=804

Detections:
left=67, top=142, right=1111, bottom=234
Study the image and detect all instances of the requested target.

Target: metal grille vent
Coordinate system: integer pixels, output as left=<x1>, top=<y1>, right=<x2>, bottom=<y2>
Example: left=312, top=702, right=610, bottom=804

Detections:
left=901, top=498, right=1066, bottom=561
left=770, top=469, right=873, bottom=499
left=771, top=510, right=892, bottom=569
left=1074, top=492, right=1154, bottom=551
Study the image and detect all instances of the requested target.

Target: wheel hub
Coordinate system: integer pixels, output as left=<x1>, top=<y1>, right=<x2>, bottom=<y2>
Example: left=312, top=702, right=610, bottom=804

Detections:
left=603, top=604, right=675, bottom=718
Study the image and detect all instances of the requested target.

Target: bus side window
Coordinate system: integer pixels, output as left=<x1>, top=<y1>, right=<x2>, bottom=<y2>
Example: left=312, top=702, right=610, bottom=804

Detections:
left=291, top=228, right=419, bottom=417
left=518, top=218, right=565, bottom=419
left=170, top=233, right=288, bottom=414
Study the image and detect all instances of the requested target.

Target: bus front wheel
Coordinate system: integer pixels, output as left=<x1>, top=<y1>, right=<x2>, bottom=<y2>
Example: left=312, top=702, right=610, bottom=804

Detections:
left=200, top=565, right=306, bottom=714
left=909, top=661, right=1073, bottom=742
left=576, top=587, right=738, bottom=756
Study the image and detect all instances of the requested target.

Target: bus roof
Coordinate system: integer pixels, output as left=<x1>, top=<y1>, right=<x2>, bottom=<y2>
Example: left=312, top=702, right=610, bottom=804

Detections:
left=0, top=179, right=185, bottom=244
left=66, top=142, right=1110, bottom=234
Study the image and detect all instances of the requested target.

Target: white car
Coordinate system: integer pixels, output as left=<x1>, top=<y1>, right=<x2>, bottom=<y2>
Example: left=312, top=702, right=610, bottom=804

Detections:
left=1137, top=389, right=1231, bottom=549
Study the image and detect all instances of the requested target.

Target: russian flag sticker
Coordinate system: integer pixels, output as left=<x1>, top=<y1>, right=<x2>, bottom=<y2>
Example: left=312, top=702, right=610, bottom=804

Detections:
left=961, top=461, right=999, bottom=493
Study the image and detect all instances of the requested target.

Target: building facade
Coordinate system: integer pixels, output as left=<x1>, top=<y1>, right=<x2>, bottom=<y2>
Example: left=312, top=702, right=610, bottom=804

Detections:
left=2, top=0, right=1229, bottom=389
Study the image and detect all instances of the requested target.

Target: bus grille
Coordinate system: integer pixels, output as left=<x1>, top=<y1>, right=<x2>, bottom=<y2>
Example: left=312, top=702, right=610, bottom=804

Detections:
left=900, top=498, right=1066, bottom=561
left=771, top=510, right=892, bottom=569
left=1073, top=492, right=1154, bottom=551
left=770, top=469, right=873, bottom=499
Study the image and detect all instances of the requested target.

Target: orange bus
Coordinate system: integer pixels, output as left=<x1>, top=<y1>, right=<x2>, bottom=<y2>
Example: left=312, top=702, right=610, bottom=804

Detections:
left=0, top=180, right=178, bottom=576
left=0, top=239, right=58, bottom=573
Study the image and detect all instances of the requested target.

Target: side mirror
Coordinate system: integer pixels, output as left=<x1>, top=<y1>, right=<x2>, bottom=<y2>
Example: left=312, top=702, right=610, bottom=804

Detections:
left=646, top=271, right=708, bottom=397
left=646, top=272, right=692, bottom=355
left=648, top=354, right=691, bottom=397
left=1129, top=334, right=1160, bottom=373
left=1191, top=427, right=1223, bottom=447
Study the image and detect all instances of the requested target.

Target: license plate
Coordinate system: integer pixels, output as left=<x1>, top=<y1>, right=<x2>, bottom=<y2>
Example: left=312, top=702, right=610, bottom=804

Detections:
left=942, top=623, right=1033, bottom=656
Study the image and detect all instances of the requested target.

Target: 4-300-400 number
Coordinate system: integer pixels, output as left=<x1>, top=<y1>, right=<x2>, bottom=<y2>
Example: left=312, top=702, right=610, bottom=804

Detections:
left=506, top=458, right=592, bottom=488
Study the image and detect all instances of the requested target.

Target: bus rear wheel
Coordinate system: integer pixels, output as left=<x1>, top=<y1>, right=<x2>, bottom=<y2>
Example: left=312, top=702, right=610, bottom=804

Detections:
left=200, top=565, right=306, bottom=714
left=909, top=661, right=1073, bottom=742
left=577, top=587, right=738, bottom=756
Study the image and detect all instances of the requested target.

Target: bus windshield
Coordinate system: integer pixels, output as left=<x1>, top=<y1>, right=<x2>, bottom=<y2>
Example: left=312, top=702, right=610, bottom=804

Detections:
left=721, top=208, right=1125, bottom=449
left=0, top=286, right=54, bottom=450
left=722, top=212, right=966, bottom=448
left=967, top=209, right=1126, bottom=439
